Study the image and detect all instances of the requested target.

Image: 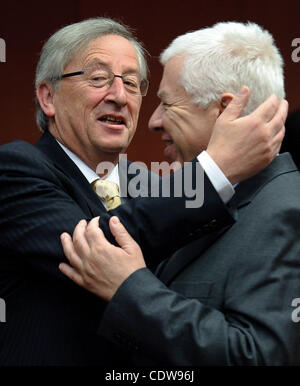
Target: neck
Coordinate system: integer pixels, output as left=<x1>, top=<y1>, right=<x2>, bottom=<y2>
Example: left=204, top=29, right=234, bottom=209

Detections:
left=49, top=127, right=120, bottom=176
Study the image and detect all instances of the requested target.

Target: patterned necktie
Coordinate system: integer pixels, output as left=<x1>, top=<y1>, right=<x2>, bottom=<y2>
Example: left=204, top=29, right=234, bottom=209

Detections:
left=91, top=179, right=121, bottom=210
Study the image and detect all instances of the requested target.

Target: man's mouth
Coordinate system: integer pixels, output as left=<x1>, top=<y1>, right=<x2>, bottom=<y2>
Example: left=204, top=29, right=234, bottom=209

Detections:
left=162, top=133, right=174, bottom=146
left=98, top=115, right=126, bottom=126
left=162, top=137, right=177, bottom=161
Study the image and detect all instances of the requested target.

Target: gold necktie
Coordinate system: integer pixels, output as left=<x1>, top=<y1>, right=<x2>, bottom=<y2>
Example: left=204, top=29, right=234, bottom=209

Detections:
left=91, top=179, right=121, bottom=210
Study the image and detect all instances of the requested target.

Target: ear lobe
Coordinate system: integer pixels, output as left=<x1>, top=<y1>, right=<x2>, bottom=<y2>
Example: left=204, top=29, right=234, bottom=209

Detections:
left=36, top=82, right=56, bottom=117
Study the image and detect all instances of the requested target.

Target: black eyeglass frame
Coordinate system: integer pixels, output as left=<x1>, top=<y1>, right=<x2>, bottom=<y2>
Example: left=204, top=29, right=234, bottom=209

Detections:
left=57, top=69, right=149, bottom=96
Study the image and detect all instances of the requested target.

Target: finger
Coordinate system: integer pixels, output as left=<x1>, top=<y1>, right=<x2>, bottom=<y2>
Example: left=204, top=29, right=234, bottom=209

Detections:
left=269, top=99, right=288, bottom=129
left=252, top=94, right=280, bottom=123
left=272, top=125, right=285, bottom=154
left=219, top=86, right=250, bottom=121
left=109, top=216, right=136, bottom=250
left=85, top=216, right=109, bottom=246
left=59, top=262, right=84, bottom=287
left=72, top=220, right=90, bottom=257
left=60, top=232, right=83, bottom=270
left=280, top=99, right=289, bottom=123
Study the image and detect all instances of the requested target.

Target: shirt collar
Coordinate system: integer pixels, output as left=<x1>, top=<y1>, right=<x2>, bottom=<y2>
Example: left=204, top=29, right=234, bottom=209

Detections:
left=56, top=140, right=120, bottom=185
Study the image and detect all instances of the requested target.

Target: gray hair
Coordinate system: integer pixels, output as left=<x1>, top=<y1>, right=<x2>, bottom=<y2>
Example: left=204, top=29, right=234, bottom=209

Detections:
left=160, top=22, right=285, bottom=115
left=35, top=17, right=148, bottom=131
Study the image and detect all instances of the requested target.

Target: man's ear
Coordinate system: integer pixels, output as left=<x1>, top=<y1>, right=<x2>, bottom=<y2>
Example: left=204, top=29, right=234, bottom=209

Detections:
left=219, top=93, right=234, bottom=114
left=36, top=82, right=56, bottom=118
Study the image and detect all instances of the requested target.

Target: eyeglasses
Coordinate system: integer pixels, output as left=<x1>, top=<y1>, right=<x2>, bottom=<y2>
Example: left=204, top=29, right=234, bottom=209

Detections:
left=57, top=66, right=149, bottom=97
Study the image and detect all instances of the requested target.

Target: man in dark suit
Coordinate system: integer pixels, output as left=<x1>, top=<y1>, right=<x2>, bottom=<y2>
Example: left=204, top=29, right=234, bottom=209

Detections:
left=0, top=18, right=286, bottom=366
left=59, top=22, right=300, bottom=365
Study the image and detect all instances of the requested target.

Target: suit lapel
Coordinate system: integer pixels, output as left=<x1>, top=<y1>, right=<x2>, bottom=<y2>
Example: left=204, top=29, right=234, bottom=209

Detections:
left=159, top=225, right=231, bottom=285
left=35, top=131, right=106, bottom=216
left=159, top=153, right=298, bottom=285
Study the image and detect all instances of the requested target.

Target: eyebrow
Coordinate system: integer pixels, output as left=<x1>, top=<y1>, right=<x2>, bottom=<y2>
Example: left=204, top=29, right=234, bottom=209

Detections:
left=84, top=59, right=140, bottom=75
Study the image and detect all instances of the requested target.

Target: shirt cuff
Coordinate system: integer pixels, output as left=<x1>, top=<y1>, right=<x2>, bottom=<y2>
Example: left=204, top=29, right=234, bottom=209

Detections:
left=197, top=151, right=235, bottom=204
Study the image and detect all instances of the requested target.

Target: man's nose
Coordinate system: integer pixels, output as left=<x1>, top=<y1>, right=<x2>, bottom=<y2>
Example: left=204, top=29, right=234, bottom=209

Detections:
left=148, top=104, right=163, bottom=131
left=104, top=77, right=127, bottom=106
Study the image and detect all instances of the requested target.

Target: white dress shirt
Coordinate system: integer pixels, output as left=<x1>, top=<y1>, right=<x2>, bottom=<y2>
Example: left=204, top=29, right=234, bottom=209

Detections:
left=197, top=151, right=235, bottom=204
left=57, top=141, right=120, bottom=209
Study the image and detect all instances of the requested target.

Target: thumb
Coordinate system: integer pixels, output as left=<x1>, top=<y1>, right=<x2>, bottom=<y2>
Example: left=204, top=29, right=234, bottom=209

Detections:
left=109, top=216, right=135, bottom=250
left=221, top=86, right=250, bottom=121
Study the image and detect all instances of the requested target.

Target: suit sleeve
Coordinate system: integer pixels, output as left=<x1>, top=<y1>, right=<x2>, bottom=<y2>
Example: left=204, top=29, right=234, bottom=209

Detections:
left=0, top=142, right=234, bottom=273
left=98, top=175, right=300, bottom=365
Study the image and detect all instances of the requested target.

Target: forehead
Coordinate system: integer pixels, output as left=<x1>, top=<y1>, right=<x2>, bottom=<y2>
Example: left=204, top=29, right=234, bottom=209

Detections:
left=70, top=34, right=140, bottom=71
left=158, top=56, right=185, bottom=98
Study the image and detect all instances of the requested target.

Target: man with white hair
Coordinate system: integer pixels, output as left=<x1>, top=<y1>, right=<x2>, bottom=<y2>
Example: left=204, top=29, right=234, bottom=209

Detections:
left=60, top=22, right=300, bottom=365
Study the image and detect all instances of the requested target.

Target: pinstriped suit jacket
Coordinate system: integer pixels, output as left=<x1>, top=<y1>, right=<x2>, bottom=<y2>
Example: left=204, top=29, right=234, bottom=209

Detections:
left=0, top=130, right=233, bottom=365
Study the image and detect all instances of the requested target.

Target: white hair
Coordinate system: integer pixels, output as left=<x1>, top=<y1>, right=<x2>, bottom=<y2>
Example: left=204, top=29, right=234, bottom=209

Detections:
left=160, top=22, right=285, bottom=115
left=35, top=17, right=148, bottom=131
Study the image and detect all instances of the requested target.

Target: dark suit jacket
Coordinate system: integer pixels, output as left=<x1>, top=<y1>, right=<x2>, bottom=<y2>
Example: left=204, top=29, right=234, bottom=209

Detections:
left=99, top=153, right=300, bottom=365
left=0, top=131, right=233, bottom=365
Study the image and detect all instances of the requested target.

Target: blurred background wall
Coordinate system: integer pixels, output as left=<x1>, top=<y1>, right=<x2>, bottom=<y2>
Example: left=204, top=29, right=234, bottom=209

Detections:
left=1, top=0, right=299, bottom=166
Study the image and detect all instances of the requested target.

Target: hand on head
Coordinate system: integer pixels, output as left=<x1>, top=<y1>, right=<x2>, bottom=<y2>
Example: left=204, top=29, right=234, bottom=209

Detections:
left=206, top=86, right=288, bottom=185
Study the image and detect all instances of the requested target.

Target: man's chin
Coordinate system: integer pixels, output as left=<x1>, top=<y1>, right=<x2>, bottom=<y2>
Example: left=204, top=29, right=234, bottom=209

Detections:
left=163, top=144, right=180, bottom=163
left=99, top=144, right=126, bottom=154
left=93, top=134, right=130, bottom=154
